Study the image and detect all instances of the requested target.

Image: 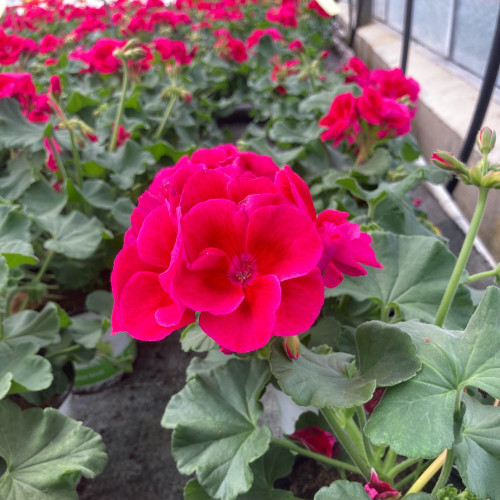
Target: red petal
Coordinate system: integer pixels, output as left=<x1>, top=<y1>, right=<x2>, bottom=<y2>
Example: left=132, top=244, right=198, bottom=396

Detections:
left=273, top=269, right=324, bottom=336
left=199, top=274, right=281, bottom=352
left=173, top=248, right=245, bottom=315
left=120, top=271, right=193, bottom=340
left=136, top=203, right=177, bottom=268
left=247, top=205, right=322, bottom=280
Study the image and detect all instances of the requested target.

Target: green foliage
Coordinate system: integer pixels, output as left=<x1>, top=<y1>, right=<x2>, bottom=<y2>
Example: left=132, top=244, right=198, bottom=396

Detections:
left=0, top=400, right=107, bottom=500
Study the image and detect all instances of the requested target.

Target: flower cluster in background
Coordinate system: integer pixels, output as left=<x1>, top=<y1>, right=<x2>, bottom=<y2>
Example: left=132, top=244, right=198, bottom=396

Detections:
left=319, top=57, right=420, bottom=163
left=111, top=145, right=381, bottom=353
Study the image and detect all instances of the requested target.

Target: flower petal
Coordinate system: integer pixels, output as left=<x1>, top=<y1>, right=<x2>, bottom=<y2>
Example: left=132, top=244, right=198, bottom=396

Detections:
left=247, top=204, right=322, bottom=280
left=273, top=269, right=324, bottom=336
left=120, top=271, right=193, bottom=341
left=200, top=274, right=281, bottom=352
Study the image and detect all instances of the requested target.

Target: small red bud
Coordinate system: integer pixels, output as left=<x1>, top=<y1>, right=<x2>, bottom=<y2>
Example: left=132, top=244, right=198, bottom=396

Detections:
left=477, top=126, right=496, bottom=154
left=284, top=336, right=301, bottom=360
left=49, top=75, right=62, bottom=98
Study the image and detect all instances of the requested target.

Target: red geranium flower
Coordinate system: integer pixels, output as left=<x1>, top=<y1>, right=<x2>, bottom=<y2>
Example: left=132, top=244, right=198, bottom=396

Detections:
left=290, top=426, right=340, bottom=458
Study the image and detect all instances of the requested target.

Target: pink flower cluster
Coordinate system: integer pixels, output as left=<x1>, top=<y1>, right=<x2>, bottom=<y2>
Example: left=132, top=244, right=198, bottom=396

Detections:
left=111, top=146, right=381, bottom=353
left=214, top=29, right=248, bottom=63
left=319, top=58, right=420, bottom=157
left=0, top=73, right=51, bottom=122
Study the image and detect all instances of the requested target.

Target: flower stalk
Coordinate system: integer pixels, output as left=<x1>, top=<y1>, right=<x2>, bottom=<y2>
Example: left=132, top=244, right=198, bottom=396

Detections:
left=109, top=59, right=130, bottom=152
left=154, top=93, right=178, bottom=139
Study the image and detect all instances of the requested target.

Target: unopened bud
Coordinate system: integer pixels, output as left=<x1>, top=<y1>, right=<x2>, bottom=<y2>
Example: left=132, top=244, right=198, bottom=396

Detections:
left=482, top=171, right=500, bottom=189
left=284, top=336, right=301, bottom=360
left=469, top=163, right=483, bottom=187
left=49, top=75, right=62, bottom=99
left=430, top=151, right=468, bottom=176
left=476, top=127, right=496, bottom=154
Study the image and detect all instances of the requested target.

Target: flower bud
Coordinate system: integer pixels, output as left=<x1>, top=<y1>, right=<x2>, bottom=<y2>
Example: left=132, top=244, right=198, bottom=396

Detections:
left=482, top=171, right=500, bottom=189
left=469, top=163, right=483, bottom=187
left=284, top=336, right=301, bottom=360
left=430, top=151, right=468, bottom=176
left=49, top=75, right=62, bottom=99
left=476, top=126, right=496, bottom=154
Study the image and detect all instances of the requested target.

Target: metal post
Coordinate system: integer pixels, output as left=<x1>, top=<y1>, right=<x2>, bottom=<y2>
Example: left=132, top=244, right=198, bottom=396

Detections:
left=400, top=0, right=414, bottom=74
left=447, top=4, right=500, bottom=194
left=349, top=0, right=372, bottom=48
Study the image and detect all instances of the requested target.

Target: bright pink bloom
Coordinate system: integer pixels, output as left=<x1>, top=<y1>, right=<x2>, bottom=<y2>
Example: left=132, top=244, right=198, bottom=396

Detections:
left=290, top=426, right=340, bottom=458
left=364, top=470, right=399, bottom=499
left=316, top=210, right=383, bottom=287
left=288, top=39, right=304, bottom=53
left=114, top=125, right=131, bottom=148
left=270, top=55, right=300, bottom=83
left=246, top=28, right=283, bottom=48
left=153, top=38, right=195, bottom=65
left=342, top=57, right=373, bottom=88
left=43, top=137, right=61, bottom=171
left=49, top=75, right=62, bottom=98
left=0, top=72, right=36, bottom=98
left=0, top=29, right=25, bottom=65
left=214, top=32, right=248, bottom=63
left=371, top=67, right=420, bottom=104
left=71, top=38, right=125, bottom=74
left=39, top=34, right=64, bottom=54
left=307, top=0, right=330, bottom=17
left=266, top=4, right=298, bottom=28
left=319, top=92, right=360, bottom=147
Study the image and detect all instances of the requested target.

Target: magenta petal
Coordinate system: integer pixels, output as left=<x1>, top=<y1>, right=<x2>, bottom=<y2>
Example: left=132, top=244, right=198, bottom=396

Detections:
left=136, top=203, right=177, bottom=268
left=364, top=470, right=400, bottom=500
left=290, top=426, right=338, bottom=458
left=180, top=168, right=230, bottom=215
left=120, top=271, right=190, bottom=341
left=111, top=244, right=162, bottom=332
left=273, top=269, right=324, bottom=336
left=275, top=166, right=316, bottom=221
left=181, top=199, right=247, bottom=263
left=199, top=274, right=281, bottom=352
left=173, top=249, right=245, bottom=315
left=247, top=205, right=322, bottom=280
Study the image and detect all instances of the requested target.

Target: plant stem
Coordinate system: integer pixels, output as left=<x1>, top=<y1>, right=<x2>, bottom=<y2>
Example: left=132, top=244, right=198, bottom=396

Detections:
left=386, top=457, right=420, bottom=480
left=431, top=449, right=454, bottom=495
left=355, top=406, right=377, bottom=465
left=322, top=407, right=371, bottom=480
left=109, top=60, right=130, bottom=152
left=154, top=94, right=178, bottom=139
left=68, top=129, right=83, bottom=187
left=50, top=135, right=69, bottom=186
left=462, top=267, right=499, bottom=285
left=434, top=186, right=489, bottom=327
left=46, top=344, right=82, bottom=360
left=403, top=450, right=446, bottom=497
left=271, top=437, right=361, bottom=474
left=19, top=250, right=55, bottom=312
left=381, top=448, right=397, bottom=475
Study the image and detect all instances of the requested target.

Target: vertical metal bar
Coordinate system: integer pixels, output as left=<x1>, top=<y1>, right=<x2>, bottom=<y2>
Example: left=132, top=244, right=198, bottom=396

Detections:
left=349, top=0, right=365, bottom=48
left=400, top=0, right=414, bottom=74
left=447, top=3, right=500, bottom=194
left=445, top=0, right=458, bottom=60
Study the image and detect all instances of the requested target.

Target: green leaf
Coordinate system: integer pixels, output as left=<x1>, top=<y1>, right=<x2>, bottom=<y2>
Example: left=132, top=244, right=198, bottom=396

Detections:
left=0, top=373, right=12, bottom=399
left=0, top=98, right=45, bottom=148
left=269, top=120, right=322, bottom=145
left=0, top=255, right=8, bottom=291
left=41, top=210, right=103, bottom=259
left=270, top=342, right=374, bottom=408
left=22, top=181, right=68, bottom=217
left=454, top=394, right=500, bottom=500
left=355, top=321, right=421, bottom=387
left=270, top=322, right=420, bottom=409
left=85, top=290, right=113, bottom=318
left=0, top=342, right=53, bottom=394
left=68, top=315, right=102, bottom=349
left=0, top=399, right=107, bottom=500
left=184, top=445, right=297, bottom=500
left=0, top=205, right=36, bottom=267
left=314, top=480, right=370, bottom=499
left=2, top=302, right=60, bottom=348
left=0, top=150, right=38, bottom=200
left=108, top=141, right=155, bottom=190
left=81, top=179, right=114, bottom=209
left=66, top=90, right=99, bottom=113
left=365, top=286, right=500, bottom=458
left=326, top=232, right=473, bottom=330
left=180, top=323, right=218, bottom=353
left=110, top=198, right=135, bottom=229
left=144, top=140, right=192, bottom=162
left=162, top=358, right=272, bottom=500
left=352, top=148, right=392, bottom=177
left=186, top=350, right=232, bottom=380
